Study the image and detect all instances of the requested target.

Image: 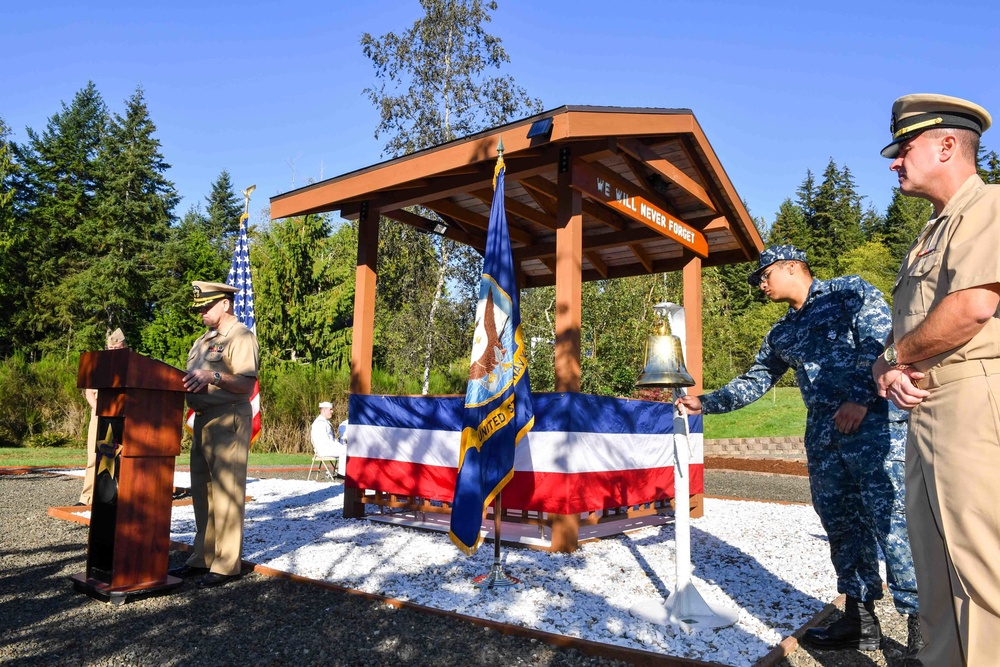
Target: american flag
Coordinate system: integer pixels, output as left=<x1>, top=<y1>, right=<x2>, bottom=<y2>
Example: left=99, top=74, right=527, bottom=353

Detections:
left=185, top=211, right=262, bottom=442
left=227, top=211, right=262, bottom=442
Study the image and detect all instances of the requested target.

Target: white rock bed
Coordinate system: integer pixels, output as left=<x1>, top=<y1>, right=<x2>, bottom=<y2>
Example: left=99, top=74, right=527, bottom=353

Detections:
left=161, top=477, right=842, bottom=667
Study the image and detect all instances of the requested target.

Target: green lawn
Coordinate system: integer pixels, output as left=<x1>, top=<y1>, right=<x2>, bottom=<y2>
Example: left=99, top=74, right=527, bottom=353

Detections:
left=0, top=389, right=807, bottom=467
left=0, top=448, right=313, bottom=468
left=700, top=386, right=806, bottom=439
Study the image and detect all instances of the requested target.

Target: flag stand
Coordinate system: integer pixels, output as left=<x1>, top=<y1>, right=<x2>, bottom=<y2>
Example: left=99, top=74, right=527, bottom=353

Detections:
left=630, top=389, right=738, bottom=629
left=472, top=492, right=520, bottom=589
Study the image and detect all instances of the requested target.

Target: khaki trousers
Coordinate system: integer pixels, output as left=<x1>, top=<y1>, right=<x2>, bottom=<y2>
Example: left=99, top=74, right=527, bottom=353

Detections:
left=78, top=408, right=99, bottom=505
left=186, top=402, right=252, bottom=576
left=908, top=361, right=1000, bottom=666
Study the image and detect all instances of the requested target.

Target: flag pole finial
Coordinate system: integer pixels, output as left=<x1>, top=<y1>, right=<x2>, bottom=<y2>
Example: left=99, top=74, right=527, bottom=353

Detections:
left=241, top=184, right=257, bottom=224
left=493, top=138, right=505, bottom=191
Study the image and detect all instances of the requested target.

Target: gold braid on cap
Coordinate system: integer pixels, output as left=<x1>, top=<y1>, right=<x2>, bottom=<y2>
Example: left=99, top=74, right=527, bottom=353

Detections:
left=893, top=116, right=944, bottom=139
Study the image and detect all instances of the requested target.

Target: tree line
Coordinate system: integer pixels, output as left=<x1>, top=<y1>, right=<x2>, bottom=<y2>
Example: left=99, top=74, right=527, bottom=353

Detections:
left=2, top=0, right=999, bottom=449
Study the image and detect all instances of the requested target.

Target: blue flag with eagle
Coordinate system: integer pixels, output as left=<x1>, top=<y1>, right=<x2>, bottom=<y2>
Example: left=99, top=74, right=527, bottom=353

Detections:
left=448, top=156, right=534, bottom=556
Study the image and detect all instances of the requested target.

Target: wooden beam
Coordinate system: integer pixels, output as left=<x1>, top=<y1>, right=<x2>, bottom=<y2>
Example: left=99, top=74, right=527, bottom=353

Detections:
left=570, top=159, right=708, bottom=257
left=469, top=188, right=558, bottom=230
left=520, top=175, right=626, bottom=231
left=382, top=208, right=486, bottom=253
left=425, top=199, right=534, bottom=246
left=584, top=250, right=608, bottom=279
left=678, top=134, right=759, bottom=259
left=617, top=137, right=717, bottom=213
left=628, top=242, right=654, bottom=273
left=619, top=152, right=686, bottom=220
left=513, top=225, right=663, bottom=262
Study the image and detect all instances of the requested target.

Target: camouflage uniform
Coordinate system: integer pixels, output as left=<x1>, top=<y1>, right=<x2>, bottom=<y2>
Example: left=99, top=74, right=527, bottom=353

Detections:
left=701, top=275, right=918, bottom=615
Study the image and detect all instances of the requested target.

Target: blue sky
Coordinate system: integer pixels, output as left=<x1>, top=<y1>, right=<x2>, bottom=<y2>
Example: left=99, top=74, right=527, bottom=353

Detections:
left=4, top=0, right=1000, bottom=231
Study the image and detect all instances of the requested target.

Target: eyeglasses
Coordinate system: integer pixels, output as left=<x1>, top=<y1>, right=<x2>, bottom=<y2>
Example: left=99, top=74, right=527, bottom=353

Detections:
left=759, top=264, right=780, bottom=285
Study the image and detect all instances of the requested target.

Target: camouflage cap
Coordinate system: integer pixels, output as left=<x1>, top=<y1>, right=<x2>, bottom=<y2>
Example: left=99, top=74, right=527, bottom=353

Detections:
left=748, top=245, right=808, bottom=286
left=191, top=280, right=238, bottom=309
left=881, top=93, right=992, bottom=158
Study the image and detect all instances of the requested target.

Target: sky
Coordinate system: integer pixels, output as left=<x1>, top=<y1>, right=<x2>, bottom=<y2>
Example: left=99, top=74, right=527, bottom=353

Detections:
left=4, top=0, right=1000, bottom=232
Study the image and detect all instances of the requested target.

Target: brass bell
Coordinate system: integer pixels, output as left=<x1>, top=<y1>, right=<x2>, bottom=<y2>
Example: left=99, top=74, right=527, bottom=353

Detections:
left=636, top=303, right=695, bottom=388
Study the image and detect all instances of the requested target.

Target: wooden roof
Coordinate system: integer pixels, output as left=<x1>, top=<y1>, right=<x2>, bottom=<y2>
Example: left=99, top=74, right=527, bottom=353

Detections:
left=270, top=105, right=763, bottom=287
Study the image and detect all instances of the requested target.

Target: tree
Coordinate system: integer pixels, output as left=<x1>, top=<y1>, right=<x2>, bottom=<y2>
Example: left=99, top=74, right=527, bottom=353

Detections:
left=878, top=188, right=932, bottom=268
left=979, top=146, right=1000, bottom=184
left=204, top=170, right=244, bottom=255
left=767, top=198, right=809, bottom=249
left=54, top=86, right=179, bottom=352
left=806, top=159, right=864, bottom=277
left=0, top=117, right=23, bottom=354
left=13, top=82, right=108, bottom=355
left=361, top=0, right=543, bottom=391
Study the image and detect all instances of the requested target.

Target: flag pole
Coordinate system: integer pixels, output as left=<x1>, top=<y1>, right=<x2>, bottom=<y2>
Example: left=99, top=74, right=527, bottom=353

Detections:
left=471, top=138, right=519, bottom=589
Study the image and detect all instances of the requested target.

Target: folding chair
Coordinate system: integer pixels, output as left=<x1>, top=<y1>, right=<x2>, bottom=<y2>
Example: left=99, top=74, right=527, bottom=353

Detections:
left=307, top=443, right=339, bottom=481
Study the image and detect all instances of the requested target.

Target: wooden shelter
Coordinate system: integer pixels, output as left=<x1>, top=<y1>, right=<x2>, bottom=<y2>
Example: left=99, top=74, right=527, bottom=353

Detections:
left=270, top=105, right=764, bottom=551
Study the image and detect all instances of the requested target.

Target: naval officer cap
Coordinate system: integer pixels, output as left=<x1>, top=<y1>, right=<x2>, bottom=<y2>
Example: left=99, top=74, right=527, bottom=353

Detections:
left=191, top=280, right=239, bottom=309
left=318, top=401, right=333, bottom=409
left=748, top=244, right=808, bottom=286
left=881, top=93, right=992, bottom=158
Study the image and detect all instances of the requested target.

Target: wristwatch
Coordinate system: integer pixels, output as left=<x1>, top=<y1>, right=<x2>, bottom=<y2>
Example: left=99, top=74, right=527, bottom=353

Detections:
left=882, top=344, right=907, bottom=368
left=211, top=371, right=221, bottom=386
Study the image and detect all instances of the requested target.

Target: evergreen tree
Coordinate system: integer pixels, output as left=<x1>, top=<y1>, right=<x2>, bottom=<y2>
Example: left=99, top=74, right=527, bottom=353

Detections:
left=204, top=169, right=244, bottom=255
left=767, top=198, right=809, bottom=248
left=0, top=118, right=23, bottom=355
left=806, top=159, right=864, bottom=277
left=143, top=207, right=230, bottom=366
left=40, top=86, right=179, bottom=353
left=979, top=146, right=1000, bottom=184
left=253, top=214, right=356, bottom=364
left=879, top=188, right=932, bottom=267
left=13, top=82, right=108, bottom=354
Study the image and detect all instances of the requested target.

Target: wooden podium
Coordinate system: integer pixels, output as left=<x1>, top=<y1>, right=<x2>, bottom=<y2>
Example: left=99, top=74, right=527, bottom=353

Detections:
left=71, top=348, right=187, bottom=603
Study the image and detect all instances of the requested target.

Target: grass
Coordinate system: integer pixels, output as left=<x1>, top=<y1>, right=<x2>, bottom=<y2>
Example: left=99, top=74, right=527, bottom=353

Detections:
left=0, top=448, right=314, bottom=468
left=0, top=388, right=808, bottom=467
left=701, top=386, right=806, bottom=439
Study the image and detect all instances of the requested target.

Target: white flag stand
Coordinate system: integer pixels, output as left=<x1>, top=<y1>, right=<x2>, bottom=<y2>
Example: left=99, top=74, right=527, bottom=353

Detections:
left=630, top=389, right=739, bottom=630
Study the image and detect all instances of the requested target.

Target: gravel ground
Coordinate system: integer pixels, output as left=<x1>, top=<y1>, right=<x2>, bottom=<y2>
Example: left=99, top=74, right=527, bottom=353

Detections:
left=1, top=468, right=915, bottom=667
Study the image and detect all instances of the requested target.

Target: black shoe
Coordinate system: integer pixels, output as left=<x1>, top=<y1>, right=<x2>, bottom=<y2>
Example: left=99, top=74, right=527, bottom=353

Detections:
left=801, top=597, right=882, bottom=651
left=905, top=614, right=924, bottom=661
left=168, top=564, right=209, bottom=577
left=73, top=502, right=87, bottom=506
left=196, top=572, right=240, bottom=588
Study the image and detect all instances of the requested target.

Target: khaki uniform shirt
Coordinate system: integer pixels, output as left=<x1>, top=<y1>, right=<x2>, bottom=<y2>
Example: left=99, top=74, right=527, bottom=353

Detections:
left=185, top=319, right=260, bottom=411
left=892, top=175, right=1000, bottom=371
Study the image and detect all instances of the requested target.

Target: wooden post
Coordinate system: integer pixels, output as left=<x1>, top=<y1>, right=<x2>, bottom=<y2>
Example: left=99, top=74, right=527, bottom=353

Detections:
left=345, top=202, right=379, bottom=519
left=554, top=152, right=582, bottom=393
left=350, top=202, right=379, bottom=395
left=549, top=149, right=583, bottom=552
left=683, top=255, right=703, bottom=395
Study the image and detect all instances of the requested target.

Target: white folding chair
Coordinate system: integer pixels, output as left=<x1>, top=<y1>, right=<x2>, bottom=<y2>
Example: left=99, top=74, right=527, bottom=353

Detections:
left=307, top=443, right=339, bottom=481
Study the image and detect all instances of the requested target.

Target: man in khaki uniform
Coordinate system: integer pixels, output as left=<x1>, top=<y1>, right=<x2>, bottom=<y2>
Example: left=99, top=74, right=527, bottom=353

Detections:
left=77, top=328, right=127, bottom=506
left=169, top=281, right=259, bottom=588
left=873, top=94, right=1000, bottom=666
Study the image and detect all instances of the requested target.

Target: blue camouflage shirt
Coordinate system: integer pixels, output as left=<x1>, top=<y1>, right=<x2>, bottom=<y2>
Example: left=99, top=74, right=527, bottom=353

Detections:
left=701, top=276, right=904, bottom=418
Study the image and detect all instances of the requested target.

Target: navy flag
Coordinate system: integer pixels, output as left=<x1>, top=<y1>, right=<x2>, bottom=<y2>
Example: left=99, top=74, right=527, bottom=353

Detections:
left=449, top=155, right=534, bottom=556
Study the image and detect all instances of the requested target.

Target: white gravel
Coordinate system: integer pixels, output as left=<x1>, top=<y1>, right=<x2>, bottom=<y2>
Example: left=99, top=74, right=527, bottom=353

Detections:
left=94, top=474, right=840, bottom=667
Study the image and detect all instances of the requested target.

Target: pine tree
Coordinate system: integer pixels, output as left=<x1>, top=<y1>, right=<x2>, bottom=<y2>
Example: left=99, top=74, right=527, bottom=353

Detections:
left=13, top=82, right=108, bottom=354
left=49, top=86, right=179, bottom=352
left=978, top=146, right=1000, bottom=184
left=0, top=117, right=23, bottom=355
left=805, top=159, right=864, bottom=277
left=767, top=198, right=809, bottom=248
left=879, top=188, right=932, bottom=267
left=204, top=169, right=244, bottom=255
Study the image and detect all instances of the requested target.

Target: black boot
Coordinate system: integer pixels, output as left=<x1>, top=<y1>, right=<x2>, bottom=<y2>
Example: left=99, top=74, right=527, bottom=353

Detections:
left=801, top=597, right=882, bottom=651
left=902, top=614, right=924, bottom=665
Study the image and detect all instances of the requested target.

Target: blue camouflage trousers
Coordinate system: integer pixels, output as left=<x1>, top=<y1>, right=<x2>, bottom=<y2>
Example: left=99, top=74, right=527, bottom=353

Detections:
left=805, top=406, right=918, bottom=615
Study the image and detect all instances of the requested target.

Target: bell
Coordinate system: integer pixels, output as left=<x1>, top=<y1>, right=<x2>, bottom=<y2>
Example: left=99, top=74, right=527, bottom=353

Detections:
left=636, top=304, right=695, bottom=388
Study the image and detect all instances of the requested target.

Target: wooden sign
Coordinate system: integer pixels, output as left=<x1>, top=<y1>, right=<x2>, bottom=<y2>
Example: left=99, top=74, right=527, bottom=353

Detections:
left=570, top=159, right=708, bottom=257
